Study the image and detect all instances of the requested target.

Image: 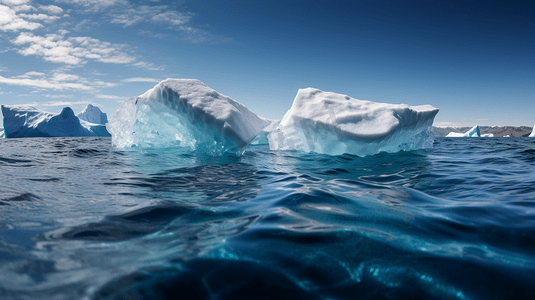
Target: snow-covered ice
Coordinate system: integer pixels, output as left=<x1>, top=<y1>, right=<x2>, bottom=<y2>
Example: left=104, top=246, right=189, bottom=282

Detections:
left=1, top=105, right=110, bottom=138
left=267, top=88, right=439, bottom=156
left=446, top=125, right=480, bottom=137
left=107, top=79, right=271, bottom=153
left=530, top=125, right=535, bottom=138
left=77, top=104, right=108, bottom=125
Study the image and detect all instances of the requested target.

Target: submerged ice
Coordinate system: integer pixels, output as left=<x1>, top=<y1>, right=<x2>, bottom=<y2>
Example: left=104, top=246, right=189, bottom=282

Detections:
left=107, top=79, right=270, bottom=152
left=267, top=88, right=439, bottom=156
left=1, top=105, right=110, bottom=138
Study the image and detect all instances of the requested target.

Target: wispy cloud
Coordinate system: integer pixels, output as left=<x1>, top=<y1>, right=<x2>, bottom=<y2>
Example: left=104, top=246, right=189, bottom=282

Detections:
left=54, top=0, right=127, bottom=13
left=122, top=77, right=160, bottom=83
left=13, top=32, right=135, bottom=65
left=43, top=94, right=73, bottom=98
left=0, top=74, right=92, bottom=90
left=0, top=71, right=116, bottom=91
left=40, top=100, right=91, bottom=107
left=109, top=5, right=191, bottom=27
left=96, top=94, right=123, bottom=99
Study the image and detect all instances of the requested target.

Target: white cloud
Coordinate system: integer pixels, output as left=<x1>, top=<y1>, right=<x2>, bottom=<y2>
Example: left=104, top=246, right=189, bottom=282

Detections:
left=38, top=5, right=63, bottom=15
left=0, top=5, right=43, bottom=31
left=13, top=32, right=135, bottom=65
left=43, top=94, right=73, bottom=98
left=18, top=13, right=60, bottom=22
left=109, top=5, right=190, bottom=27
left=16, top=71, right=45, bottom=78
left=0, top=74, right=92, bottom=90
left=0, top=71, right=117, bottom=92
left=132, top=61, right=164, bottom=71
left=54, top=0, right=127, bottom=13
left=51, top=72, right=80, bottom=81
left=122, top=77, right=160, bottom=83
left=96, top=94, right=123, bottom=99
left=0, top=0, right=31, bottom=5
left=40, top=100, right=90, bottom=107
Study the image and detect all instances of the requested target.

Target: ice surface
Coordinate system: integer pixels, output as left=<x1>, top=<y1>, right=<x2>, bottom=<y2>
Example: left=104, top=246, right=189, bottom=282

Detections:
left=1, top=105, right=110, bottom=138
left=267, top=88, right=439, bottom=156
left=249, top=119, right=280, bottom=145
left=107, top=79, right=271, bottom=153
left=530, top=125, right=535, bottom=138
left=77, top=104, right=108, bottom=125
left=446, top=125, right=480, bottom=137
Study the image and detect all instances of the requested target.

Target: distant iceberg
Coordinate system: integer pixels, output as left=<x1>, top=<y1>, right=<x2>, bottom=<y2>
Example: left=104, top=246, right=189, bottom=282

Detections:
left=107, top=79, right=270, bottom=153
left=1, top=105, right=110, bottom=138
left=267, top=88, right=439, bottom=156
left=77, top=104, right=108, bottom=125
left=530, top=125, right=535, bottom=137
left=446, top=125, right=481, bottom=137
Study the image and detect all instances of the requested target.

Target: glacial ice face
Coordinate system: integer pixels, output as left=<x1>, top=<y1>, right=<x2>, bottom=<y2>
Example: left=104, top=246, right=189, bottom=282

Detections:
left=1, top=105, right=110, bottom=138
left=249, top=119, right=280, bottom=145
left=267, top=88, right=439, bottom=156
left=446, top=125, right=481, bottom=137
left=77, top=104, right=108, bottom=125
left=107, top=79, right=271, bottom=153
left=530, top=125, right=535, bottom=138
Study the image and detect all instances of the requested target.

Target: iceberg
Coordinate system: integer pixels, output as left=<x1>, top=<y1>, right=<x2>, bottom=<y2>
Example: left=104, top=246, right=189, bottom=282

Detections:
left=267, top=88, right=439, bottom=156
left=77, top=104, right=108, bottom=125
left=1, top=105, right=110, bottom=138
left=107, top=79, right=271, bottom=153
left=481, top=133, right=494, bottom=137
left=249, top=119, right=280, bottom=145
left=446, top=125, right=480, bottom=137
left=530, top=125, right=535, bottom=138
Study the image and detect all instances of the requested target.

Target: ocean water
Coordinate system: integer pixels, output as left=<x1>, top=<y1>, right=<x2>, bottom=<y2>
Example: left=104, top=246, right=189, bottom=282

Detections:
left=1, top=137, right=535, bottom=300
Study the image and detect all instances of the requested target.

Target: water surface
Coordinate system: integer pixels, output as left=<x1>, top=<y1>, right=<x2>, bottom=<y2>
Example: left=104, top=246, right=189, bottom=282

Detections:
left=1, top=137, right=534, bottom=299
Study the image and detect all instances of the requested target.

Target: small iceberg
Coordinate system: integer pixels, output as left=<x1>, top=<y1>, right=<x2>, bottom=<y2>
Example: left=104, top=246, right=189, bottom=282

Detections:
left=107, top=79, right=271, bottom=153
left=1, top=105, right=110, bottom=138
left=446, top=125, right=481, bottom=137
left=530, top=125, right=535, bottom=138
left=267, top=88, right=439, bottom=156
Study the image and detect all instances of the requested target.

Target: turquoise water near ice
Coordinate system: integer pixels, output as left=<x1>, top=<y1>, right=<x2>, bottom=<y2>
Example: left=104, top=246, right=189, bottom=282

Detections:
left=1, top=137, right=535, bottom=299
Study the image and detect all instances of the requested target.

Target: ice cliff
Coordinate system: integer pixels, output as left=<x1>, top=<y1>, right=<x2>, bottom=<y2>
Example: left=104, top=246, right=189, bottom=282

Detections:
left=267, top=88, right=439, bottom=156
left=107, top=79, right=271, bottom=153
left=1, top=105, right=110, bottom=138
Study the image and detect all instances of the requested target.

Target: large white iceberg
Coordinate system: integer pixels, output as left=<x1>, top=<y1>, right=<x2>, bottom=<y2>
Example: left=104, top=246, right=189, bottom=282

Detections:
left=107, top=79, right=271, bottom=153
left=1, top=105, right=110, bottom=138
left=77, top=104, right=108, bottom=125
left=530, top=125, right=535, bottom=137
left=446, top=125, right=480, bottom=137
left=267, top=88, right=439, bottom=156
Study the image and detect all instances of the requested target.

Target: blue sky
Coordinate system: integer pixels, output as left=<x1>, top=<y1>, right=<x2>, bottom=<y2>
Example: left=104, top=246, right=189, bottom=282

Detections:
left=0, top=0, right=533, bottom=126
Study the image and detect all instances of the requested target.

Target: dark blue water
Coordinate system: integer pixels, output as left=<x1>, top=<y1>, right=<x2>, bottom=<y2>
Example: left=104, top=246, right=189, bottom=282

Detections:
left=1, top=137, right=535, bottom=300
